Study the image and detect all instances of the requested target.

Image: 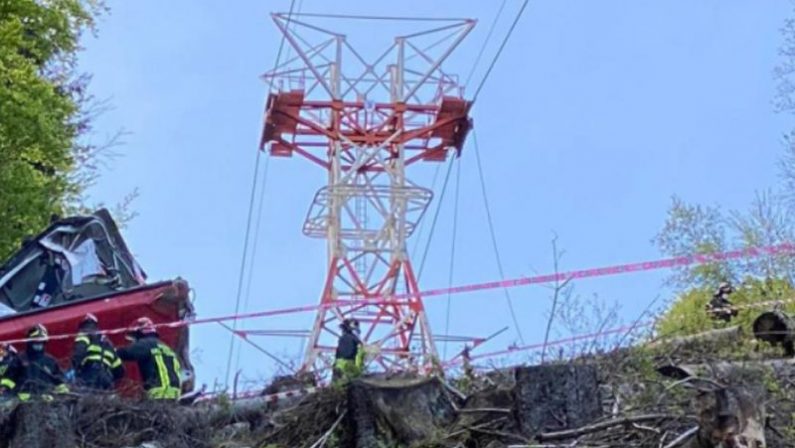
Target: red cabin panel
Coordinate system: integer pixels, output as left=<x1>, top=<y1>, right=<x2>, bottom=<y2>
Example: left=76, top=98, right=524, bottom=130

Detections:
left=0, top=280, right=194, bottom=397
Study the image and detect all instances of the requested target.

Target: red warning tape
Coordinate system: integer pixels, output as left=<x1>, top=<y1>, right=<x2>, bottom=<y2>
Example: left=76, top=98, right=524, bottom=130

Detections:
left=451, top=289, right=795, bottom=366
left=1, top=243, right=792, bottom=346
left=400, top=243, right=795, bottom=301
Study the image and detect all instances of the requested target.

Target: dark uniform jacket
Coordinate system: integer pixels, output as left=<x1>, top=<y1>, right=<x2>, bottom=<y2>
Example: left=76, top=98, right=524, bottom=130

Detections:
left=72, top=333, right=124, bottom=390
left=117, top=336, right=181, bottom=393
left=19, top=350, right=66, bottom=395
left=335, top=332, right=360, bottom=360
left=0, top=352, right=24, bottom=397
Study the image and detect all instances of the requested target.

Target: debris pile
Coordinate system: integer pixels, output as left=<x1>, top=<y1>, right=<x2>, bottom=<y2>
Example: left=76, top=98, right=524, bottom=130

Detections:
left=3, top=319, right=795, bottom=447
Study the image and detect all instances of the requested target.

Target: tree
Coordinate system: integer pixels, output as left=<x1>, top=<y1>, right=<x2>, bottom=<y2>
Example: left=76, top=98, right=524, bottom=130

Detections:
left=653, top=196, right=731, bottom=290
left=653, top=193, right=795, bottom=337
left=0, top=0, right=106, bottom=259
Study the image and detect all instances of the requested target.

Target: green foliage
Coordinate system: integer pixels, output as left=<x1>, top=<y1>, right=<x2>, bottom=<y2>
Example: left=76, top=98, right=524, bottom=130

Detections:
left=0, top=0, right=104, bottom=259
left=654, top=190, right=795, bottom=344
left=656, top=277, right=795, bottom=338
left=654, top=193, right=795, bottom=291
left=654, top=196, right=730, bottom=289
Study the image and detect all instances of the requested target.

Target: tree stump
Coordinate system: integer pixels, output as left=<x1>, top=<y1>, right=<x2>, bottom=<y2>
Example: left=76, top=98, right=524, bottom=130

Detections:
left=5, top=402, right=75, bottom=448
left=347, top=375, right=457, bottom=448
left=513, top=364, right=601, bottom=437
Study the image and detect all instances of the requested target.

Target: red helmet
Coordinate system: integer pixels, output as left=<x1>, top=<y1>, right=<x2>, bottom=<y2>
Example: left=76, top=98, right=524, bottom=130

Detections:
left=130, top=317, right=157, bottom=335
left=80, top=313, right=99, bottom=328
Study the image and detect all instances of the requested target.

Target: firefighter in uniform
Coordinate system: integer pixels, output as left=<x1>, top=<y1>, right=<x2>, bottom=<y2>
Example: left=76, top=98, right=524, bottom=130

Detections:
left=72, top=313, right=124, bottom=391
left=117, top=317, right=182, bottom=400
left=706, top=281, right=739, bottom=323
left=0, top=343, right=23, bottom=399
left=333, top=318, right=364, bottom=384
left=19, top=324, right=69, bottom=400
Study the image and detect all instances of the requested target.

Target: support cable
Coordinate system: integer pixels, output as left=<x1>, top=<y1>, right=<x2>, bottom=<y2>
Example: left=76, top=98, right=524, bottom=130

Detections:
left=472, top=130, right=526, bottom=345
left=471, top=0, right=531, bottom=105
left=234, top=153, right=271, bottom=374
left=461, top=0, right=531, bottom=345
left=417, top=156, right=456, bottom=282
left=411, top=163, right=443, bottom=261
left=233, top=0, right=305, bottom=378
left=464, top=0, right=509, bottom=87
left=224, top=0, right=297, bottom=388
left=443, top=158, right=462, bottom=359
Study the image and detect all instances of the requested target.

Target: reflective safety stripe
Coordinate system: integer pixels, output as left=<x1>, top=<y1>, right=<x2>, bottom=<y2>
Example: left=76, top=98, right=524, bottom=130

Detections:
left=0, top=378, right=15, bottom=389
left=17, top=393, right=30, bottom=401
left=84, top=354, right=103, bottom=364
left=154, top=352, right=169, bottom=390
left=75, top=335, right=90, bottom=345
left=54, top=384, right=69, bottom=394
left=355, top=348, right=365, bottom=369
left=81, top=344, right=121, bottom=369
left=150, top=343, right=180, bottom=390
left=333, top=358, right=361, bottom=384
left=147, top=386, right=180, bottom=400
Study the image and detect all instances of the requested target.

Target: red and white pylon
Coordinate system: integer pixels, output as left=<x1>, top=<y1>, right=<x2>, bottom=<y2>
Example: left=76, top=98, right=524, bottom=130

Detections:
left=260, top=12, right=475, bottom=373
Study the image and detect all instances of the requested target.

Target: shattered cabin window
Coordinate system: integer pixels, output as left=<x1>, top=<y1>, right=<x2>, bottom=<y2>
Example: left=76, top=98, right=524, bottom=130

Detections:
left=0, top=255, right=61, bottom=311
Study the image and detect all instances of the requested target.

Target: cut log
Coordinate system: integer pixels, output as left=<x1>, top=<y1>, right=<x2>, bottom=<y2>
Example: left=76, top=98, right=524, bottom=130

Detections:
left=657, top=358, right=795, bottom=380
left=753, top=311, right=795, bottom=356
left=513, top=364, right=602, bottom=436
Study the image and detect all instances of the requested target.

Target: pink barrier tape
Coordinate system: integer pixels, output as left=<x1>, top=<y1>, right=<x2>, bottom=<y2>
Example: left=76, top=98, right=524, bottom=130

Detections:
left=451, top=292, right=795, bottom=366
left=2, top=243, right=791, bottom=346
left=398, top=243, right=795, bottom=301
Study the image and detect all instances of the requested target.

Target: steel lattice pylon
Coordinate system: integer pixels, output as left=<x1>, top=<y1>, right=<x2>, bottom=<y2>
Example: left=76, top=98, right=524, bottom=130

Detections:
left=260, top=13, right=474, bottom=373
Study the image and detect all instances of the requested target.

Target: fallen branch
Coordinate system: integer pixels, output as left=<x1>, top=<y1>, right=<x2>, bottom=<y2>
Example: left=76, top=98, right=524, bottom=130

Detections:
left=538, top=414, right=680, bottom=441
left=465, top=424, right=529, bottom=443
left=512, top=445, right=608, bottom=448
left=459, top=407, right=512, bottom=414
left=662, top=426, right=698, bottom=448
left=309, top=410, right=347, bottom=448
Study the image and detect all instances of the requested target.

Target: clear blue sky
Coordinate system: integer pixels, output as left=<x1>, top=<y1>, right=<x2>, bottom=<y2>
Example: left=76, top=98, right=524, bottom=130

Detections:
left=79, top=0, right=792, bottom=389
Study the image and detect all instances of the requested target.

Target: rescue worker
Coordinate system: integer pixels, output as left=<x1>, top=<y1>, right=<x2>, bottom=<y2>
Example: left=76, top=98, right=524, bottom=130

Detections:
left=117, top=317, right=182, bottom=400
left=19, top=324, right=69, bottom=399
left=72, top=313, right=124, bottom=391
left=333, top=318, right=364, bottom=384
left=0, top=343, right=23, bottom=399
left=706, top=281, right=739, bottom=323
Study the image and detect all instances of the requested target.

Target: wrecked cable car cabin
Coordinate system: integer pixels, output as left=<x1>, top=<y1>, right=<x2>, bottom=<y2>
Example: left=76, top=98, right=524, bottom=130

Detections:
left=0, top=209, right=194, bottom=395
